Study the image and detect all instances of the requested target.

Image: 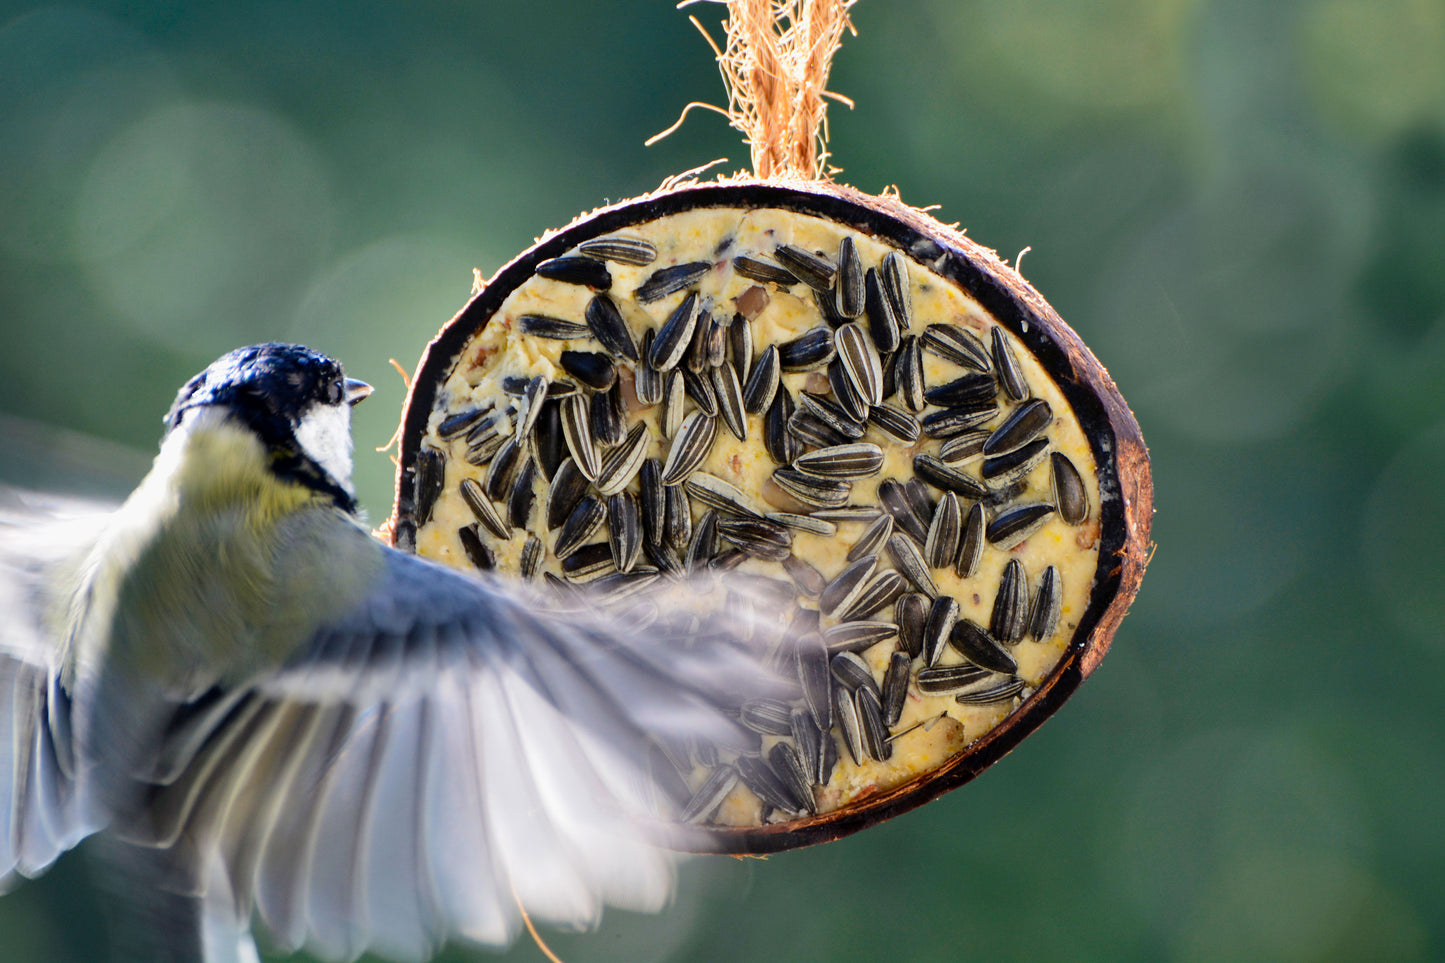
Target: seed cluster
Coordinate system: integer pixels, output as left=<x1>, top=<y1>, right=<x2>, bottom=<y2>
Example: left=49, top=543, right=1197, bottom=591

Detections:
left=408, top=208, right=1101, bottom=827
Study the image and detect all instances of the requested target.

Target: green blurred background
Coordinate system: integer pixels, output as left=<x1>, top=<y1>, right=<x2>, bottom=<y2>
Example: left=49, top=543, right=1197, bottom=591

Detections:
left=2, top=0, right=1442, bottom=959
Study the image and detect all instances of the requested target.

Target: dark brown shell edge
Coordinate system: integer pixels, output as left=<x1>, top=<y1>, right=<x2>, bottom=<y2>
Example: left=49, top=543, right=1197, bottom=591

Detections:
left=388, top=178, right=1154, bottom=854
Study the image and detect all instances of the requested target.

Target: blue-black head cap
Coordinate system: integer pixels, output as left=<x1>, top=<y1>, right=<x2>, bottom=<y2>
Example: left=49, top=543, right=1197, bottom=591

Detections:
left=165, top=343, right=355, bottom=433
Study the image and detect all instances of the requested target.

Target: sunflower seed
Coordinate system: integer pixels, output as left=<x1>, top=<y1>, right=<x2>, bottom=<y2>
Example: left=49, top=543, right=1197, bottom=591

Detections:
left=880, top=251, right=912, bottom=330
left=684, top=509, right=718, bottom=572
left=412, top=447, right=445, bottom=525
left=924, top=492, right=962, bottom=568
left=484, top=436, right=526, bottom=499
left=902, top=479, right=936, bottom=529
left=833, top=236, right=864, bottom=318
left=864, top=267, right=901, bottom=353
left=895, top=593, right=928, bottom=659
left=634, top=335, right=663, bottom=407
left=778, top=326, right=836, bottom=371
left=661, top=411, right=717, bottom=485
left=913, top=454, right=991, bottom=499
left=950, top=619, right=1018, bottom=674
left=562, top=542, right=614, bottom=581
left=512, top=536, right=540, bottom=581
left=582, top=296, right=638, bottom=364
left=533, top=400, right=566, bottom=481
left=737, top=753, right=805, bottom=815
left=649, top=291, right=701, bottom=371
left=783, top=554, right=827, bottom=597
left=590, top=382, right=626, bottom=447
left=733, top=253, right=800, bottom=286
left=896, top=336, right=926, bottom=412
left=507, top=458, right=537, bottom=528
left=820, top=555, right=877, bottom=615
left=837, top=322, right=882, bottom=406
left=644, top=540, right=686, bottom=578
left=837, top=570, right=907, bottom=622
left=922, top=324, right=991, bottom=373
left=811, top=505, right=884, bottom=523
left=457, top=524, right=494, bottom=571
left=654, top=370, right=682, bottom=439
left=463, top=411, right=502, bottom=445
left=922, top=596, right=958, bottom=667
left=939, top=429, right=990, bottom=464
left=828, top=358, right=869, bottom=422
left=824, top=621, right=898, bottom=653
left=795, top=633, right=833, bottom=731
left=742, top=344, right=780, bottom=414
left=501, top=376, right=576, bottom=398
left=922, top=402, right=1000, bottom=439
left=882, top=651, right=911, bottom=726
left=559, top=394, right=600, bottom=480
left=518, top=315, right=589, bottom=340
left=637, top=459, right=665, bottom=546
left=729, top=314, right=753, bottom=384
left=1028, top=566, right=1062, bottom=641
left=830, top=651, right=880, bottom=698
left=704, top=312, right=728, bottom=368
left=868, top=403, right=920, bottom=444
left=689, top=737, right=718, bottom=769
left=790, top=708, right=825, bottom=784
left=740, top=698, right=794, bottom=736
left=682, top=367, right=718, bottom=417
left=990, top=559, right=1029, bottom=644
left=595, top=422, right=649, bottom=495
left=769, top=743, right=816, bottom=813
left=831, top=683, right=863, bottom=765
left=577, top=235, right=657, bottom=266
left=536, top=255, right=611, bottom=289
left=438, top=406, right=492, bottom=439
left=606, top=492, right=642, bottom=572
left=916, top=663, right=991, bottom=694
left=664, top=483, right=692, bottom=550
left=459, top=478, right=510, bottom=540
left=554, top=495, right=605, bottom=559
left=788, top=410, right=848, bottom=450
left=710, top=363, right=747, bottom=441
left=758, top=514, right=830, bottom=538
left=686, top=472, right=763, bottom=518
left=684, top=308, right=713, bottom=373
left=986, top=502, right=1055, bottom=549
left=1051, top=452, right=1088, bottom=524
left=635, top=261, right=710, bottom=304
left=772, top=468, right=852, bottom=509
left=797, top=391, right=865, bottom=440
left=887, top=533, right=939, bottom=597
left=847, top=513, right=894, bottom=562
left=765, top=387, right=801, bottom=465
left=990, top=327, right=1028, bottom=401
left=681, top=765, right=738, bottom=823
left=545, top=458, right=588, bottom=530
left=774, top=244, right=836, bottom=292
left=794, top=442, right=885, bottom=480
left=878, top=479, right=929, bottom=545
left=856, top=687, right=891, bottom=762
left=925, top=372, right=998, bottom=408
left=983, top=400, right=1052, bottom=457
left=717, top=517, right=793, bottom=561
left=954, top=677, right=1028, bottom=706
left=559, top=350, right=617, bottom=391
left=592, top=570, right=661, bottom=603
left=956, top=502, right=985, bottom=577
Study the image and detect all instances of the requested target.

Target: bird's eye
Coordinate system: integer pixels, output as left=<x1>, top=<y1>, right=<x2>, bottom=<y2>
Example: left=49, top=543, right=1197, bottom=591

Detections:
left=327, top=379, right=344, bottom=405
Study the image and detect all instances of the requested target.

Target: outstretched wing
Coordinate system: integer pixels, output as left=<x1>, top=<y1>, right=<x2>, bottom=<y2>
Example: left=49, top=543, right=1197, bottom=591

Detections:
left=136, top=543, right=781, bottom=962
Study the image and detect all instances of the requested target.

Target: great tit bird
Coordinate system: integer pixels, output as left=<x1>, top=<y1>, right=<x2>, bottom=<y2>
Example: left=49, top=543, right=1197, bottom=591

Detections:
left=0, top=343, right=776, bottom=963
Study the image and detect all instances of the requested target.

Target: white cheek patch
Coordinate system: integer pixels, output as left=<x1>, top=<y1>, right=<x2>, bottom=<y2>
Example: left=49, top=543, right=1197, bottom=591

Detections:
left=294, top=404, right=356, bottom=493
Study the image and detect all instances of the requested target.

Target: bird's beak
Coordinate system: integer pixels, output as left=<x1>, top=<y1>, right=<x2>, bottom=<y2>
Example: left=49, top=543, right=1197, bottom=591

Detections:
left=345, top=379, right=374, bottom=406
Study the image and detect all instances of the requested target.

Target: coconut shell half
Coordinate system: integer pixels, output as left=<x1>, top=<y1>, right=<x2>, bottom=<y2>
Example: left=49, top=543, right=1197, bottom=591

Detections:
left=387, top=179, right=1152, bottom=854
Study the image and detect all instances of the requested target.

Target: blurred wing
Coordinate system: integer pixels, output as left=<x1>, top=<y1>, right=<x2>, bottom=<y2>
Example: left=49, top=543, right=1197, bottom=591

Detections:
left=0, top=489, right=116, bottom=886
left=140, top=546, right=777, bottom=962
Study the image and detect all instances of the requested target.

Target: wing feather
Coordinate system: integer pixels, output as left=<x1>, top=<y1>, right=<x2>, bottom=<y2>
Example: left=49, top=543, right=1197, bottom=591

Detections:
left=138, top=540, right=785, bottom=960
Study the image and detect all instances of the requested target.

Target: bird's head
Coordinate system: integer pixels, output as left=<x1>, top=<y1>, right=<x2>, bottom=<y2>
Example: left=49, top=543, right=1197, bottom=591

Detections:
left=164, top=343, right=374, bottom=511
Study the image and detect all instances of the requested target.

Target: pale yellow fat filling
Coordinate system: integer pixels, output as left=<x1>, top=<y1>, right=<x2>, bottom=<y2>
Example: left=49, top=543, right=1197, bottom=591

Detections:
left=415, top=208, right=1101, bottom=825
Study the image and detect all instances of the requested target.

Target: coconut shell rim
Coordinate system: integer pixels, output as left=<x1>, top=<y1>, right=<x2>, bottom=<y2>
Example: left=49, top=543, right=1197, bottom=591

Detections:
left=389, top=177, right=1153, bottom=855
